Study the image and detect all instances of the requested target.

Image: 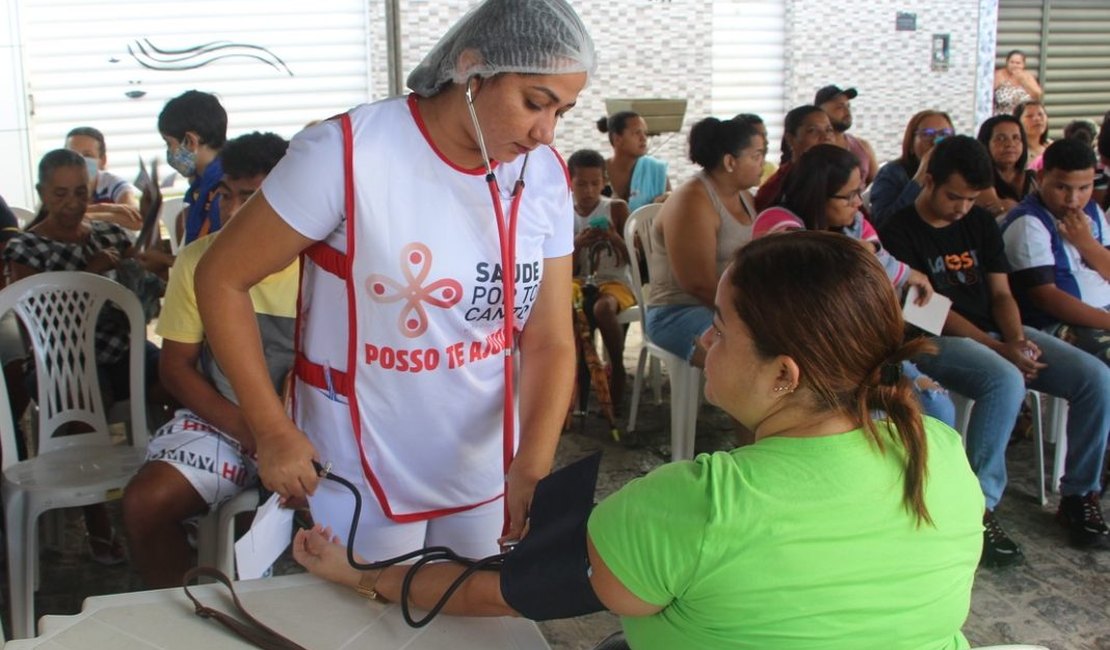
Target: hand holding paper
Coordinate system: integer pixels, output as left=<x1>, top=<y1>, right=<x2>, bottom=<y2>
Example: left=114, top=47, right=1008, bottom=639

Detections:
left=903, top=286, right=951, bottom=336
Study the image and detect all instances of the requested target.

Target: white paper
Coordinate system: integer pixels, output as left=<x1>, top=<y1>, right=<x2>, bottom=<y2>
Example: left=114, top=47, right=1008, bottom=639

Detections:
left=902, top=286, right=952, bottom=336
left=234, top=492, right=294, bottom=580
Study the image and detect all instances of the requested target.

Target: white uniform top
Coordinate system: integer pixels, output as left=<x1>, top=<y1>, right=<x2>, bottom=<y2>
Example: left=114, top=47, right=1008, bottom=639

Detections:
left=262, top=95, right=573, bottom=520
left=1003, top=206, right=1110, bottom=310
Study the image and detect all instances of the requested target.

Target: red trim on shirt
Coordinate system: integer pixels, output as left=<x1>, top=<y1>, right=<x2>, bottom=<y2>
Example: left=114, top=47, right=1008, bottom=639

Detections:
left=406, top=93, right=494, bottom=176
left=305, top=242, right=347, bottom=280
left=294, top=356, right=352, bottom=397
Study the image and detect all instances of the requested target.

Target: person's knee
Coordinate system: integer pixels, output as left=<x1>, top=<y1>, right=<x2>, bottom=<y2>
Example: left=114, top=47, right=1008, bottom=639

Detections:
left=592, top=295, right=618, bottom=322
left=1079, top=355, right=1110, bottom=404
left=977, top=360, right=1025, bottom=406
left=122, top=462, right=203, bottom=533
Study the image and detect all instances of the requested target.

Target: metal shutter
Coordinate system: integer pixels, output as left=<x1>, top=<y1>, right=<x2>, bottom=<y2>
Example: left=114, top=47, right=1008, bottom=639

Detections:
left=711, top=0, right=787, bottom=162
left=20, top=0, right=373, bottom=187
left=997, top=0, right=1110, bottom=136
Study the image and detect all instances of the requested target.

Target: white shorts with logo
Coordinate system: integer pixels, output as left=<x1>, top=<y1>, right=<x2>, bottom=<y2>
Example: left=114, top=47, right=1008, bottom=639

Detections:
left=146, top=409, right=259, bottom=509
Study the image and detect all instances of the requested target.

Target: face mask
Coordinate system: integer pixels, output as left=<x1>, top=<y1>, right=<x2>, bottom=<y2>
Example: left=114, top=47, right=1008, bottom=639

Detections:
left=83, top=156, right=99, bottom=180
left=167, top=142, right=198, bottom=178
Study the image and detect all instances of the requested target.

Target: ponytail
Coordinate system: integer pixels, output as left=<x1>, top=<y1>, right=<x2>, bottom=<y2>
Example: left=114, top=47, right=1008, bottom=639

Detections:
left=854, top=337, right=937, bottom=527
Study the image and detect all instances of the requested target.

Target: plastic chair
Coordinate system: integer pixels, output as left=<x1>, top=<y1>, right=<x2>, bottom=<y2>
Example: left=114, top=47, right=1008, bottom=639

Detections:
left=952, top=389, right=1066, bottom=506
left=159, top=197, right=185, bottom=254
left=622, top=205, right=702, bottom=461
left=195, top=488, right=263, bottom=579
left=0, top=272, right=149, bottom=638
left=1045, top=396, right=1069, bottom=494
left=9, top=206, right=35, bottom=229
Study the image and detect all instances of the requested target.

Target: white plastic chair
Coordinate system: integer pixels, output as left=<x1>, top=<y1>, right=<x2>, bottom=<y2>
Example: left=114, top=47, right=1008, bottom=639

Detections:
left=159, top=197, right=185, bottom=254
left=9, top=206, right=35, bottom=229
left=623, top=205, right=702, bottom=461
left=195, top=488, right=263, bottom=579
left=0, top=272, right=149, bottom=638
left=1044, top=396, right=1069, bottom=494
left=952, top=389, right=1066, bottom=506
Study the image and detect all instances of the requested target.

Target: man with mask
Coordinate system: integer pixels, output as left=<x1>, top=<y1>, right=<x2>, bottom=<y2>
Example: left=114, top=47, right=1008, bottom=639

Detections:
left=815, top=85, right=879, bottom=185
left=158, top=90, right=227, bottom=245
left=64, top=126, right=143, bottom=231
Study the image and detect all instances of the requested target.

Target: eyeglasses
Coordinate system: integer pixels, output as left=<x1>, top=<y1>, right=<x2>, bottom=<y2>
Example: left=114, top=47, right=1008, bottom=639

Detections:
left=830, top=188, right=864, bottom=202
left=916, top=127, right=955, bottom=140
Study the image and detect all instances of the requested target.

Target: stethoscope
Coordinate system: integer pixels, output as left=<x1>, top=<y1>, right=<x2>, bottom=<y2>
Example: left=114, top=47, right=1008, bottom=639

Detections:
left=464, top=77, right=529, bottom=539
left=300, top=83, right=532, bottom=626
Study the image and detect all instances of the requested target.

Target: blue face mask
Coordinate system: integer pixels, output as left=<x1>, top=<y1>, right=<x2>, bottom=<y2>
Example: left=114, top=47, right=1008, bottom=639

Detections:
left=167, top=142, right=197, bottom=178
left=83, top=156, right=99, bottom=180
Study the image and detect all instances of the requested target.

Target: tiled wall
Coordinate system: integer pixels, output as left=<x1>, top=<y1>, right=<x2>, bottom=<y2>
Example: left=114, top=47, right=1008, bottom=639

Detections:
left=1, top=1, right=995, bottom=201
left=371, top=0, right=993, bottom=181
left=785, top=0, right=988, bottom=164
left=369, top=0, right=715, bottom=185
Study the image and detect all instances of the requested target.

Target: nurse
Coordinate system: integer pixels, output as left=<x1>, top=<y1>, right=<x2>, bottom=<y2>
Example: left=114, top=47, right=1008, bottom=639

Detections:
left=195, top=0, right=595, bottom=559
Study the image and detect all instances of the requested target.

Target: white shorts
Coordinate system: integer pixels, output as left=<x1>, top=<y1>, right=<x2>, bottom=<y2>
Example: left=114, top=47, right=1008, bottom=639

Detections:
left=309, top=475, right=503, bottom=562
left=146, top=409, right=259, bottom=509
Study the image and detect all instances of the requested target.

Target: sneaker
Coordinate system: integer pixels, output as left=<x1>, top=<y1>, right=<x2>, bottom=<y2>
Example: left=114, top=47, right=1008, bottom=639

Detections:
left=1056, top=492, right=1110, bottom=549
left=981, top=510, right=1024, bottom=568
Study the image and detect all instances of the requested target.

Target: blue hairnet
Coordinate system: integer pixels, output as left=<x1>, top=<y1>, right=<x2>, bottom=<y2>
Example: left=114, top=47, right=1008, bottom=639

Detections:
left=406, top=0, right=596, bottom=97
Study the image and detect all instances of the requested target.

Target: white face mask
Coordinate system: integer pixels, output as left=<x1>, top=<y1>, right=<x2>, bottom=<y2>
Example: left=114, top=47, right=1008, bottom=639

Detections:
left=83, top=156, right=99, bottom=180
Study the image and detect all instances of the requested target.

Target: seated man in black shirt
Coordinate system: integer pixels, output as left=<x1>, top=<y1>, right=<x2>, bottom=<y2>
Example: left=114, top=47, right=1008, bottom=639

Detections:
left=879, top=136, right=1110, bottom=567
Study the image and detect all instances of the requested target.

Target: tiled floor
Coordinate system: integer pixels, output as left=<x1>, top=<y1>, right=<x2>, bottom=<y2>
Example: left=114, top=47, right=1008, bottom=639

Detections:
left=4, top=325, right=1110, bottom=648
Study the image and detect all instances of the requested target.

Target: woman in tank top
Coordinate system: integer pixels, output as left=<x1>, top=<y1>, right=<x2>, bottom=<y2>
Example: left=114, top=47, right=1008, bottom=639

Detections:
left=644, top=117, right=766, bottom=366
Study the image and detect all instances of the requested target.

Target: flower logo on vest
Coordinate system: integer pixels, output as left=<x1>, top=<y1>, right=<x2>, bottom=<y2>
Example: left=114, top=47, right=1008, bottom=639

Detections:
left=366, top=242, right=462, bottom=338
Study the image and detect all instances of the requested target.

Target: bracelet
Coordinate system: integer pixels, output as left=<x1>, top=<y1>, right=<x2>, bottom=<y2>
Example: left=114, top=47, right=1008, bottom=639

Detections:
left=356, top=570, right=389, bottom=603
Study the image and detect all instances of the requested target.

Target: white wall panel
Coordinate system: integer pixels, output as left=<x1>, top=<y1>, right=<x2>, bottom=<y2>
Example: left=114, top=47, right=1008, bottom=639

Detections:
left=20, top=0, right=372, bottom=191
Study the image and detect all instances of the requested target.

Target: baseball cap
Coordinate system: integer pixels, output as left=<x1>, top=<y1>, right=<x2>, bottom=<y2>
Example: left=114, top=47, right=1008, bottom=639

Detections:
left=814, top=85, right=858, bottom=106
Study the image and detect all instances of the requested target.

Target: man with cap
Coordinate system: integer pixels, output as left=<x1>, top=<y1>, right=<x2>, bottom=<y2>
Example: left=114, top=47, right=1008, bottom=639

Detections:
left=816, top=85, right=879, bottom=185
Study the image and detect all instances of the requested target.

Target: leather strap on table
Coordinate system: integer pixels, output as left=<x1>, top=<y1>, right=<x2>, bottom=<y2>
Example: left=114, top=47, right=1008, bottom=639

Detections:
left=182, top=566, right=308, bottom=650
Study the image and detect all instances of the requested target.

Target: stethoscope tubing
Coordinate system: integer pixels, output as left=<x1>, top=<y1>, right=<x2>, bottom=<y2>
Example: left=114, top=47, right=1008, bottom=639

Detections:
left=466, top=78, right=528, bottom=539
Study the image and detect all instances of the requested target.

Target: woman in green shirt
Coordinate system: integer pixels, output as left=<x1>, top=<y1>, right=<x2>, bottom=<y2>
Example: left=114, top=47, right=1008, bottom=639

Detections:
left=294, top=232, right=984, bottom=649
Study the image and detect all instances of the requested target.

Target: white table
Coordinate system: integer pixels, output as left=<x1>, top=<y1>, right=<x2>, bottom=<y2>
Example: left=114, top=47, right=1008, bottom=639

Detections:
left=5, top=573, right=550, bottom=649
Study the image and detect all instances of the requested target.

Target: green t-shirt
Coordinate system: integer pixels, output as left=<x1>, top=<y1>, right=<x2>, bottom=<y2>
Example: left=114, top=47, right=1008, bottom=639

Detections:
left=588, top=418, right=983, bottom=650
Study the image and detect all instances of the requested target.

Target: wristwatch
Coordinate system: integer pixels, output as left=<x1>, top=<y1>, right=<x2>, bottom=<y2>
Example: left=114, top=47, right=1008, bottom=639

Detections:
left=356, top=571, right=389, bottom=603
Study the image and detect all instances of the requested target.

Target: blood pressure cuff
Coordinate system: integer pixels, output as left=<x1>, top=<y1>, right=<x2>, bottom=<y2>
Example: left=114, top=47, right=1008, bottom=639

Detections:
left=500, top=452, right=606, bottom=620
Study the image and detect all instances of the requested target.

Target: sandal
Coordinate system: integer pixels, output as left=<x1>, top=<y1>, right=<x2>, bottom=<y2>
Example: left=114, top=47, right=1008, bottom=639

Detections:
left=87, top=533, right=127, bottom=566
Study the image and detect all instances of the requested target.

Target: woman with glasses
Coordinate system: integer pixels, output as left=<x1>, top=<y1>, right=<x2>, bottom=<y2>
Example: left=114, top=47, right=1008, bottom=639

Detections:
left=752, top=144, right=954, bottom=427
left=975, top=115, right=1036, bottom=219
left=869, top=110, right=955, bottom=227
left=753, top=105, right=835, bottom=211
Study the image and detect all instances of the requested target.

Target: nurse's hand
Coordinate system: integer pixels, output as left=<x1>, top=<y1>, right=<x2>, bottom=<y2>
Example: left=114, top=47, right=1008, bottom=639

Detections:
left=500, top=461, right=543, bottom=547
left=255, top=422, right=320, bottom=500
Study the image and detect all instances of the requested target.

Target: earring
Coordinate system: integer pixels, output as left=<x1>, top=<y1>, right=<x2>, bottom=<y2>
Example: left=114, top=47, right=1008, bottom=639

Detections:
left=773, top=384, right=795, bottom=394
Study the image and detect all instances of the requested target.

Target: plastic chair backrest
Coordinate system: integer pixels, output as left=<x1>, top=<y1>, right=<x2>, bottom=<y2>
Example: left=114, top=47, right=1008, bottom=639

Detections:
left=160, top=197, right=185, bottom=254
left=0, top=271, right=148, bottom=471
left=622, top=204, right=663, bottom=332
left=9, top=206, right=35, bottom=228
